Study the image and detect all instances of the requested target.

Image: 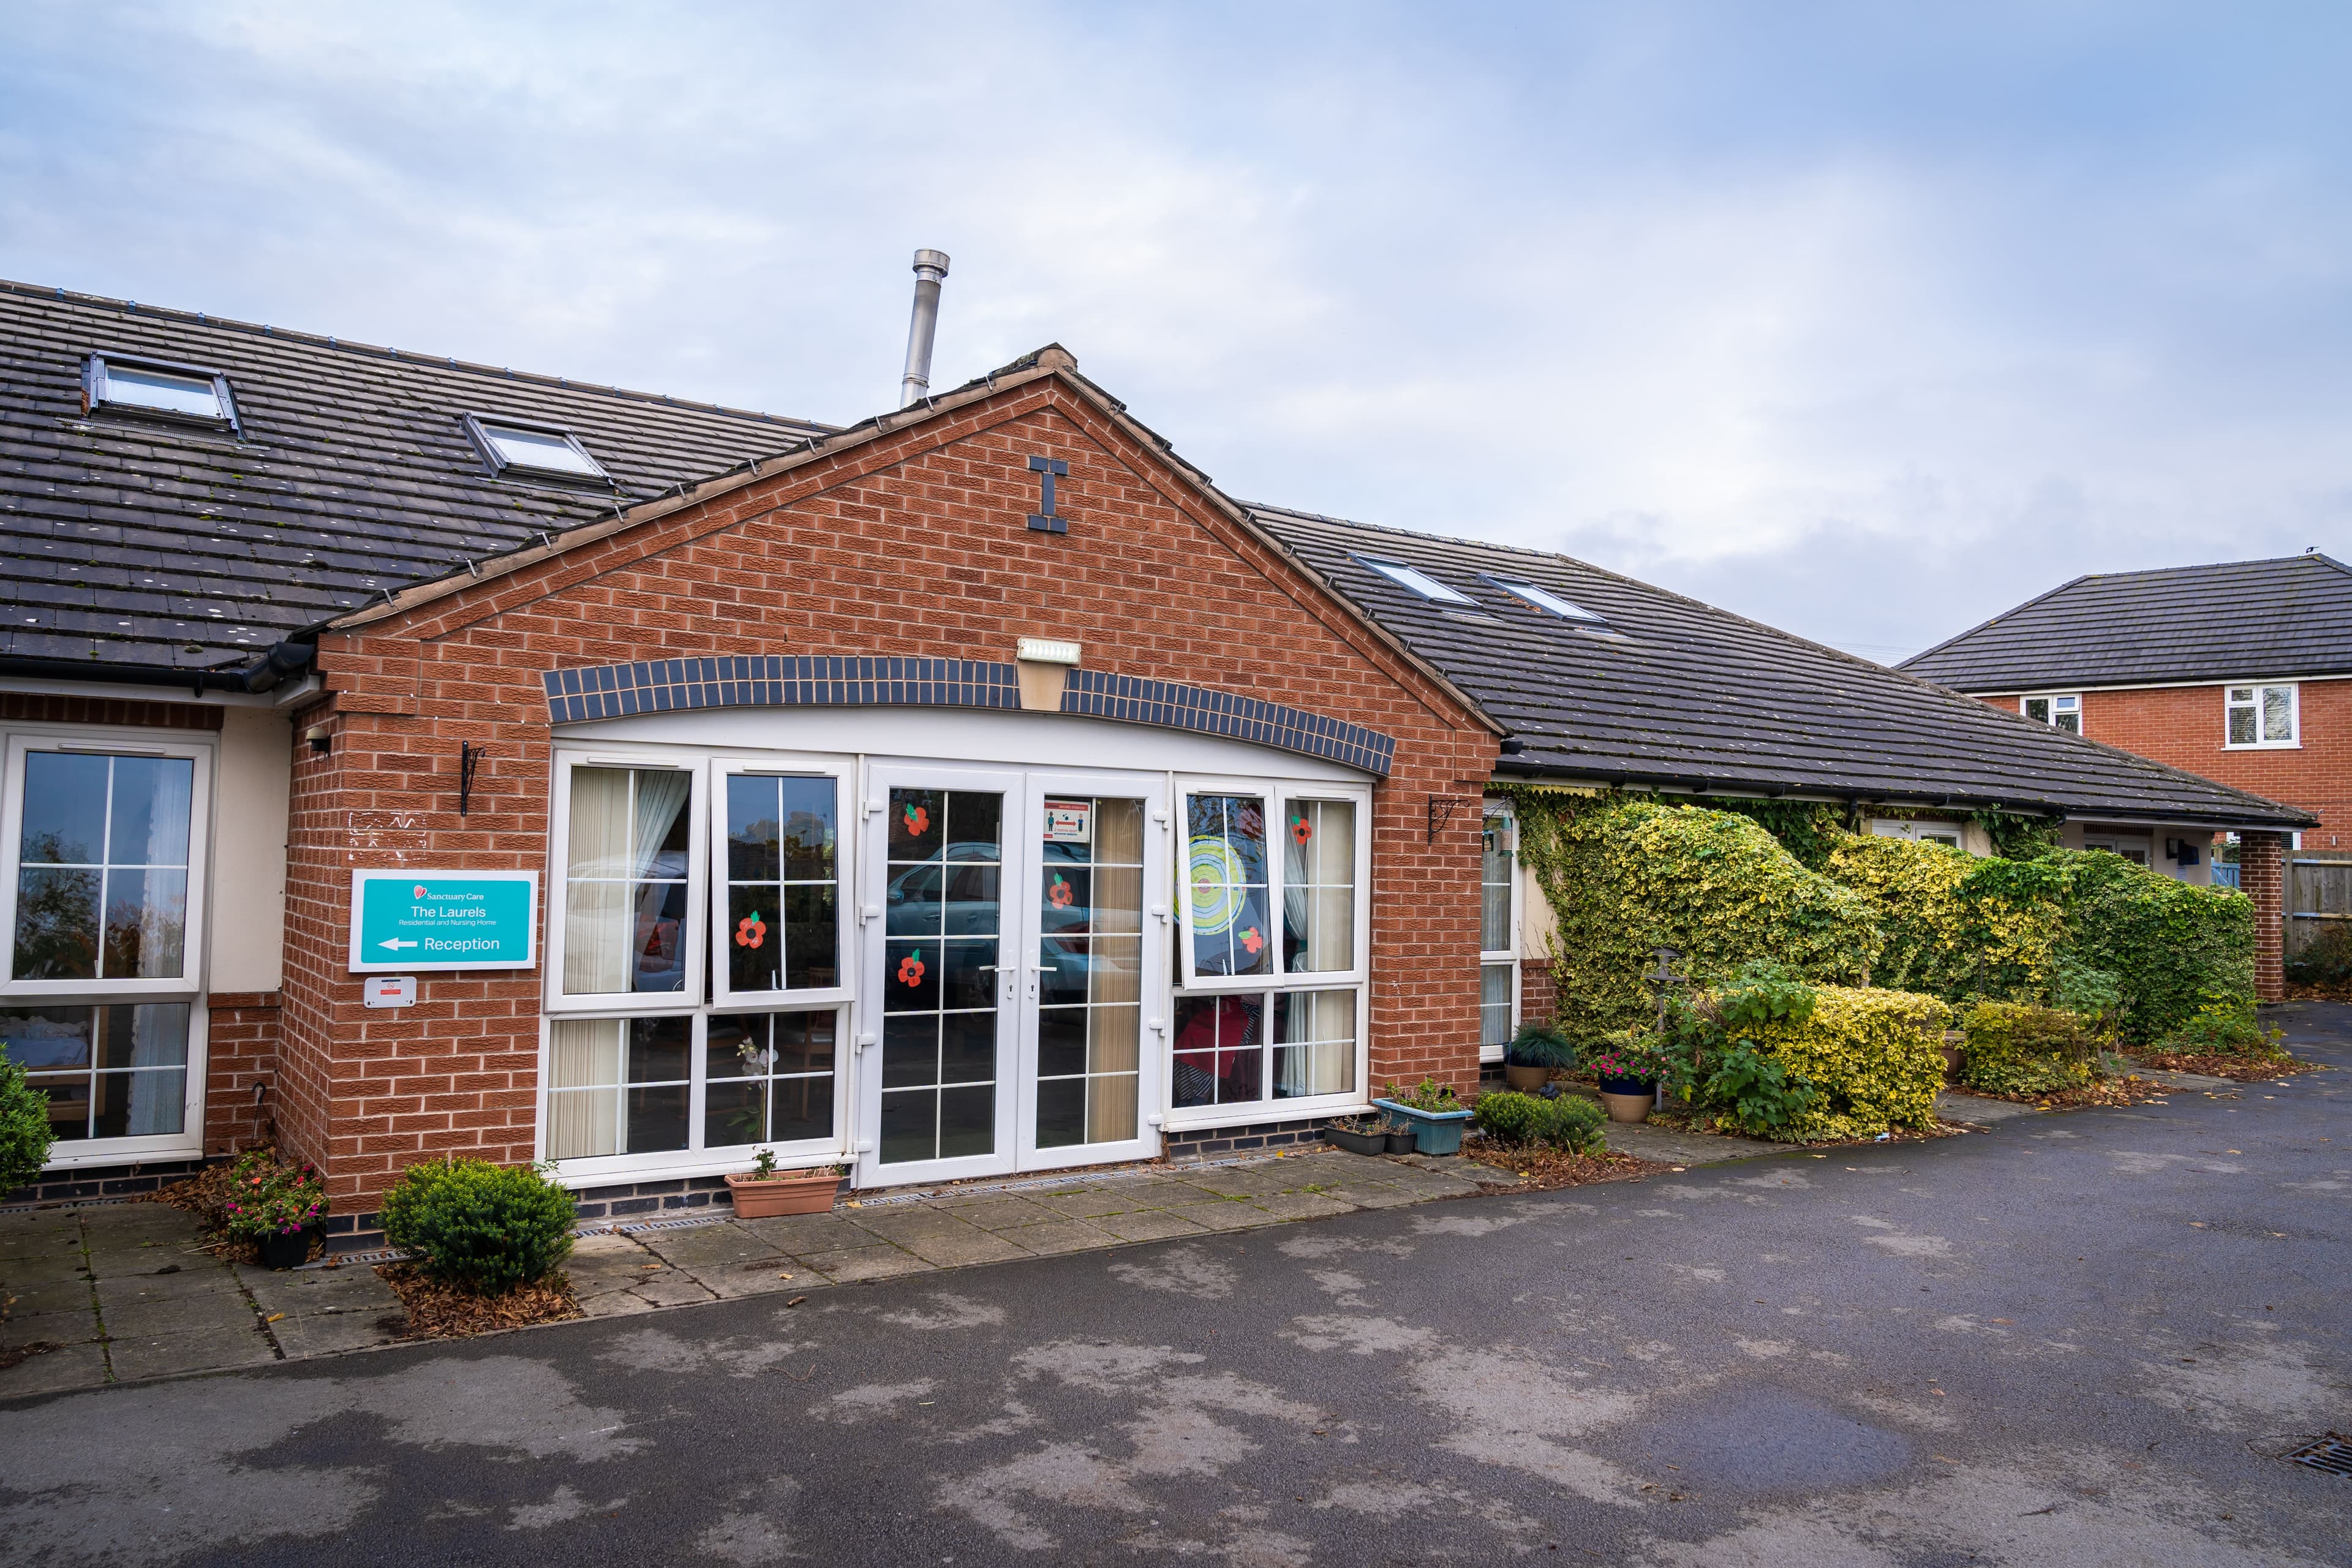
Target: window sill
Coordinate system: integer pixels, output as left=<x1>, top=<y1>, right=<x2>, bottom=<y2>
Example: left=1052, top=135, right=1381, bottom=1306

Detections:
left=548, top=1142, right=844, bottom=1189
left=1163, top=1095, right=1367, bottom=1133
left=42, top=1133, right=204, bottom=1169
left=2221, top=741, right=2302, bottom=751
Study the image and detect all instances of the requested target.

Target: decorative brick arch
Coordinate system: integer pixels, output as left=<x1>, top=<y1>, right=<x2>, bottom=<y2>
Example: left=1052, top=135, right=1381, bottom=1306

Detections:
left=541, top=655, right=1397, bottom=776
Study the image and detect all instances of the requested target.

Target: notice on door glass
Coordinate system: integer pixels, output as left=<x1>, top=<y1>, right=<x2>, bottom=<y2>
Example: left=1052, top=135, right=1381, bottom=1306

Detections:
left=1042, top=798, right=1092, bottom=843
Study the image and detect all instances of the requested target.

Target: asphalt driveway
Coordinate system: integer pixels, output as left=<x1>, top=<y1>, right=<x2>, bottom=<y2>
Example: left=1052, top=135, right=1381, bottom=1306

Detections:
left=3, top=1005, right=2346, bottom=1567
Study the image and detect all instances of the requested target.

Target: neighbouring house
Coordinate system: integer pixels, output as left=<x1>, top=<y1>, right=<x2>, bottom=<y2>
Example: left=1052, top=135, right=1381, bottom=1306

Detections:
left=0, top=274, right=2311, bottom=1243
left=1901, top=553, right=2351, bottom=949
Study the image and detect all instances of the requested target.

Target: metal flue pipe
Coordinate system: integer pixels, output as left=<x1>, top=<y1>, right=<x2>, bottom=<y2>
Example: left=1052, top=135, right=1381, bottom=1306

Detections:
left=898, top=249, right=951, bottom=408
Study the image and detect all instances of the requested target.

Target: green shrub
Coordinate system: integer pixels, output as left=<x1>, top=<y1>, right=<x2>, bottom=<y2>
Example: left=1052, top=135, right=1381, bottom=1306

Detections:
left=1697, top=1040, right=1820, bottom=1139
left=2060, top=851, right=2254, bottom=1042
left=1503, top=1022, right=1578, bottom=1071
left=380, top=1156, right=576, bottom=1294
left=2155, top=1004, right=2286, bottom=1059
left=1382, top=1077, right=1463, bottom=1114
left=1471, top=1090, right=1609, bottom=1154
left=1749, top=986, right=1951, bottom=1141
left=2285, top=922, right=2352, bottom=989
left=0, top=1049, right=55, bottom=1195
left=1520, top=798, right=1880, bottom=1041
left=1961, top=1001, right=2098, bottom=1096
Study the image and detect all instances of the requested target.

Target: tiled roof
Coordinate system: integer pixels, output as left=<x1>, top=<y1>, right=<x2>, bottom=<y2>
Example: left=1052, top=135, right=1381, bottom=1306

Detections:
left=0, top=280, right=829, bottom=679
left=1246, top=505, right=2312, bottom=829
left=1898, top=552, right=2352, bottom=693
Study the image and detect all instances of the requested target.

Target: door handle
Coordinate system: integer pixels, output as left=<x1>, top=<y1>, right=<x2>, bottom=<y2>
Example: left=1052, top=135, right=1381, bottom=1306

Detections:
left=856, top=1031, right=876, bottom=1054
left=861, top=903, right=881, bottom=922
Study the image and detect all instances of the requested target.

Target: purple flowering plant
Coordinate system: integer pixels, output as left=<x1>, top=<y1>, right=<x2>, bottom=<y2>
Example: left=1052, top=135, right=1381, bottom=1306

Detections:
left=222, top=1154, right=330, bottom=1240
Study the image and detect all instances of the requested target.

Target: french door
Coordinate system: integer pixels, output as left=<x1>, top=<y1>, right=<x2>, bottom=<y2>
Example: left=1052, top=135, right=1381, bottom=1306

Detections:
left=854, top=764, right=1166, bottom=1187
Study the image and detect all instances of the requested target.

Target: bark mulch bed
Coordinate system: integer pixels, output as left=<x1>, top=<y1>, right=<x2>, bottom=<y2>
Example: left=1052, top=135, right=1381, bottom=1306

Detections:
left=375, top=1263, right=581, bottom=1339
left=2134, top=1050, right=2327, bottom=1083
left=2285, top=982, right=2352, bottom=1003
left=1465, top=1147, right=1674, bottom=1190
left=1945, top=1076, right=2182, bottom=1112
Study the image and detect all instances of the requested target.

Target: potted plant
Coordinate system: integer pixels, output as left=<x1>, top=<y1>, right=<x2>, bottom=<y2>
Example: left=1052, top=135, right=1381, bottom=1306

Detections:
left=223, top=1157, right=329, bottom=1269
left=1323, top=1114, right=1389, bottom=1156
left=1583, top=1030, right=1664, bottom=1125
left=1503, top=1021, right=1577, bottom=1093
left=1373, top=1077, right=1475, bottom=1155
left=724, top=1148, right=846, bottom=1218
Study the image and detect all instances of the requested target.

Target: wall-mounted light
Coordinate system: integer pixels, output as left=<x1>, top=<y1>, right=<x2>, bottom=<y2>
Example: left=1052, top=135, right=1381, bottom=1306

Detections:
left=1014, top=637, right=1080, bottom=712
left=304, top=724, right=332, bottom=755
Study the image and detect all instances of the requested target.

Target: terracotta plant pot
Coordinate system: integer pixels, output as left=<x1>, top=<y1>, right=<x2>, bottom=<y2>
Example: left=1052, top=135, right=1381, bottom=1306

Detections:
left=725, top=1170, right=844, bottom=1218
left=1504, top=1064, right=1550, bottom=1093
left=1598, top=1090, right=1653, bottom=1125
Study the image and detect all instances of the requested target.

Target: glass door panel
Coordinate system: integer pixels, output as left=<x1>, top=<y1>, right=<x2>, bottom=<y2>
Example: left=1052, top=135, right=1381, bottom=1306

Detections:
left=875, top=782, right=1011, bottom=1170
left=1035, top=795, right=1145, bottom=1149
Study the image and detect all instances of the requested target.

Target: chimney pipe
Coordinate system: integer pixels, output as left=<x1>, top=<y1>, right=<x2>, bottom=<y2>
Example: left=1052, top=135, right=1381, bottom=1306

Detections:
left=898, top=249, right=951, bottom=408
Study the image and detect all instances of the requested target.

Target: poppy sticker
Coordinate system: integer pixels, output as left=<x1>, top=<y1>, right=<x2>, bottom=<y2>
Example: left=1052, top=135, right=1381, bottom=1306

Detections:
left=902, top=802, right=930, bottom=837
left=1048, top=873, right=1074, bottom=910
left=1291, top=815, right=1311, bottom=846
left=734, top=912, right=766, bottom=949
left=897, top=949, right=926, bottom=987
left=1239, top=926, right=1264, bottom=956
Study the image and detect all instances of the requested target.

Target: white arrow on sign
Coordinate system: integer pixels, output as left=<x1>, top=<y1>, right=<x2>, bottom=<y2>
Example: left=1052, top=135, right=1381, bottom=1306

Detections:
left=379, top=938, right=418, bottom=951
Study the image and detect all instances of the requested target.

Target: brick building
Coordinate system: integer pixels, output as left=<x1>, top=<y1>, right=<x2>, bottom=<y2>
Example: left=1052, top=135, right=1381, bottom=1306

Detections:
left=0, top=275, right=2311, bottom=1240
left=1904, top=553, right=2350, bottom=982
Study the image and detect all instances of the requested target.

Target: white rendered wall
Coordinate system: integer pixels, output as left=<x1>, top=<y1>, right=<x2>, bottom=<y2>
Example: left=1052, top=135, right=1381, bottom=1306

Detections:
left=209, top=706, right=292, bottom=992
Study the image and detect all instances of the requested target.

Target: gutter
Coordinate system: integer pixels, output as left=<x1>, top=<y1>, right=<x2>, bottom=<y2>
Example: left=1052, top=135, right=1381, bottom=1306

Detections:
left=0, top=639, right=317, bottom=698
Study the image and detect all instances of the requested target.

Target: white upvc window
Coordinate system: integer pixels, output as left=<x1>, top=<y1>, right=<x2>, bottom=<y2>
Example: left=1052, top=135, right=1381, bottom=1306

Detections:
left=0, top=729, right=213, bottom=1163
left=1479, top=801, right=1518, bottom=1062
left=1869, top=818, right=1965, bottom=850
left=540, top=748, right=848, bottom=1182
left=1169, top=777, right=1371, bottom=1122
left=2021, top=694, right=2081, bottom=734
left=2224, top=682, right=2298, bottom=748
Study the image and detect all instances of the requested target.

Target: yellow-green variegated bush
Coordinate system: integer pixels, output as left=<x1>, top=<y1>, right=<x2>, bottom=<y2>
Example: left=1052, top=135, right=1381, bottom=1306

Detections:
left=1752, top=986, right=1952, bottom=1141
left=1519, top=798, right=1881, bottom=1042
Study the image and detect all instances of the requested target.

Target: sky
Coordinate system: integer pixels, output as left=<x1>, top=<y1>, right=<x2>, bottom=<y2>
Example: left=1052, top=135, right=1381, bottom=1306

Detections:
left=2, top=1, right=2346, bottom=662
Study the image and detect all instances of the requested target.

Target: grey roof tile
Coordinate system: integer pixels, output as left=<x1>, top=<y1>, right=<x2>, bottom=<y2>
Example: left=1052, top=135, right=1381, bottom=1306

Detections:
left=1246, top=504, right=2310, bottom=830
left=1899, top=554, right=2352, bottom=692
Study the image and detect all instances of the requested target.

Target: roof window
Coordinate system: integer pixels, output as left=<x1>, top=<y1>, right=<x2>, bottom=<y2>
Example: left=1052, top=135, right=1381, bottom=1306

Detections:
left=464, top=414, right=607, bottom=481
left=83, top=354, right=238, bottom=431
left=1353, top=555, right=1476, bottom=606
left=1484, top=575, right=1604, bottom=623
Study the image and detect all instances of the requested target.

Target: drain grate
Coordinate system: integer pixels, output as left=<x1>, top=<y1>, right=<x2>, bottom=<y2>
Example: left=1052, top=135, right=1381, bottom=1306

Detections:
left=2287, top=1436, right=2352, bottom=1478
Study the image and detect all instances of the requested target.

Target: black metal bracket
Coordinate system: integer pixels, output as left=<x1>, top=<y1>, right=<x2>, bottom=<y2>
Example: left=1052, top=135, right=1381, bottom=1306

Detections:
left=1427, top=794, right=1463, bottom=845
left=459, top=742, right=486, bottom=816
left=1026, top=454, right=1070, bottom=533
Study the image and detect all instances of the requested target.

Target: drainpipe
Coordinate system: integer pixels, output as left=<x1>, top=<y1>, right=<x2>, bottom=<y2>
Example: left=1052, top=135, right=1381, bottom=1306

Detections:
left=898, top=249, right=951, bottom=409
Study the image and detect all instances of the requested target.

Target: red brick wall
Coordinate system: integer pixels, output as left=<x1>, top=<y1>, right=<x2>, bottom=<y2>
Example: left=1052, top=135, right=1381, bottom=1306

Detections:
left=1520, top=960, right=1558, bottom=1031
left=202, top=992, right=281, bottom=1154
left=276, top=375, right=1500, bottom=1210
left=1977, top=682, right=2352, bottom=842
left=2241, top=831, right=2286, bottom=1001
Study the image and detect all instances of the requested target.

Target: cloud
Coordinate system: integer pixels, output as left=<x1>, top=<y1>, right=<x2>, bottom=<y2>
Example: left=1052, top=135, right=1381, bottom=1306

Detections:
left=2, top=1, right=2345, bottom=658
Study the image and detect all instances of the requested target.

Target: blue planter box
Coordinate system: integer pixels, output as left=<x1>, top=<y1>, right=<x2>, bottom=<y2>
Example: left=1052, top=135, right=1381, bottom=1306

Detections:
left=1373, top=1098, right=1474, bottom=1156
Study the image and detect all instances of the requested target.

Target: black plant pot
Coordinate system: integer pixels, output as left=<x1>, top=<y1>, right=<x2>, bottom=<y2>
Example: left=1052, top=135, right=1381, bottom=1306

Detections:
left=1384, top=1129, right=1417, bottom=1155
left=257, top=1226, right=317, bottom=1270
left=1596, top=1074, right=1654, bottom=1098
left=1325, top=1124, right=1387, bottom=1156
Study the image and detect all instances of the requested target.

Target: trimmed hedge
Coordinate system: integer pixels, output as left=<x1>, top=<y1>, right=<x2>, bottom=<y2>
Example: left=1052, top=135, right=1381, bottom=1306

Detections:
left=1520, top=799, right=1880, bottom=1041
left=1749, top=985, right=1951, bottom=1142
left=1471, top=1090, right=1609, bottom=1154
left=1960, top=1001, right=2098, bottom=1095
left=380, top=1156, right=576, bottom=1294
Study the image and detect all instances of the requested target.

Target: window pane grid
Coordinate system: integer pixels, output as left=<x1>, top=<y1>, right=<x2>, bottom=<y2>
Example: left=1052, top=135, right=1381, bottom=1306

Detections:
left=4, top=1002, right=190, bottom=1140
left=2225, top=684, right=2296, bottom=745
left=1281, top=798, right=1354, bottom=974
left=723, top=774, right=839, bottom=994
left=1171, top=986, right=1359, bottom=1109
left=879, top=788, right=1003, bottom=1166
left=562, top=766, right=692, bottom=996
left=1038, top=796, right=1145, bottom=1150
left=1186, top=794, right=1271, bottom=978
left=14, top=752, right=193, bottom=984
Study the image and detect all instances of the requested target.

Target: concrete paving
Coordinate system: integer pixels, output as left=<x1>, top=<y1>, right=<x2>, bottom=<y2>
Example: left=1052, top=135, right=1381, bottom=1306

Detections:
left=0, top=1002, right=2339, bottom=1566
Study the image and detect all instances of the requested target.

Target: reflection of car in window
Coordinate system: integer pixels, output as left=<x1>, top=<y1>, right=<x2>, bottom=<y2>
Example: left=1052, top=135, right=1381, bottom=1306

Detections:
left=886, top=843, right=1001, bottom=937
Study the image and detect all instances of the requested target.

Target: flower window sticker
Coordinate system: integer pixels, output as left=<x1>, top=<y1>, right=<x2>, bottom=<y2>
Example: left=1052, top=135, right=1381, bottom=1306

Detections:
left=1048, top=873, right=1074, bottom=910
left=902, top=802, right=930, bottom=837
left=1291, top=814, right=1312, bottom=846
left=897, top=949, right=926, bottom=987
left=734, top=911, right=766, bottom=949
left=1239, top=926, right=1264, bottom=956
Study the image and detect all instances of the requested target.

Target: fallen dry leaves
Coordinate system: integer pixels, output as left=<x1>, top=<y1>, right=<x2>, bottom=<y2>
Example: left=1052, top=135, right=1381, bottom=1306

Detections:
left=2133, top=1050, right=2323, bottom=1083
left=1464, top=1146, right=1672, bottom=1191
left=375, top=1263, right=581, bottom=1338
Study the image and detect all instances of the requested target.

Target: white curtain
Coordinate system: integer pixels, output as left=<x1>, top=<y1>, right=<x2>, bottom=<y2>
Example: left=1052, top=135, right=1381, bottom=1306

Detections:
left=633, top=770, right=692, bottom=876
left=564, top=769, right=636, bottom=993
left=546, top=1018, right=624, bottom=1158
left=138, top=760, right=192, bottom=978
left=124, top=1001, right=189, bottom=1136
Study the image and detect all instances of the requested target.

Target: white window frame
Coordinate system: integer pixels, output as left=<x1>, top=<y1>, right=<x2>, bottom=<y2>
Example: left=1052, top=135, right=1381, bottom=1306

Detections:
left=543, top=748, right=709, bottom=1016
left=0, top=724, right=216, bottom=1166
left=1869, top=818, right=1966, bottom=849
left=0, top=732, right=214, bottom=1000
left=462, top=412, right=609, bottom=483
left=2223, top=682, right=2299, bottom=749
left=535, top=1004, right=850, bottom=1186
left=1166, top=775, right=1372, bottom=1131
left=708, top=755, right=855, bottom=1009
left=1175, top=777, right=1372, bottom=993
left=1479, top=800, right=1519, bottom=1064
left=1482, top=576, right=1604, bottom=624
left=2019, top=693, right=2082, bottom=734
left=1352, top=554, right=1478, bottom=606
left=83, top=352, right=239, bottom=433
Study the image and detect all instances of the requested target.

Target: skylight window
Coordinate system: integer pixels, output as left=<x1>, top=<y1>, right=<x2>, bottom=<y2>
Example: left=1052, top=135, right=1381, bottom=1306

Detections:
left=84, top=354, right=236, bottom=429
left=1484, top=576, right=1604, bottom=623
left=465, top=415, right=607, bottom=481
left=1353, top=555, right=1476, bottom=606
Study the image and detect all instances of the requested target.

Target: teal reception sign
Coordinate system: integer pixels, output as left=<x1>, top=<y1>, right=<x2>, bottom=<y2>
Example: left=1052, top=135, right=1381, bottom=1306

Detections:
left=347, top=870, right=539, bottom=972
